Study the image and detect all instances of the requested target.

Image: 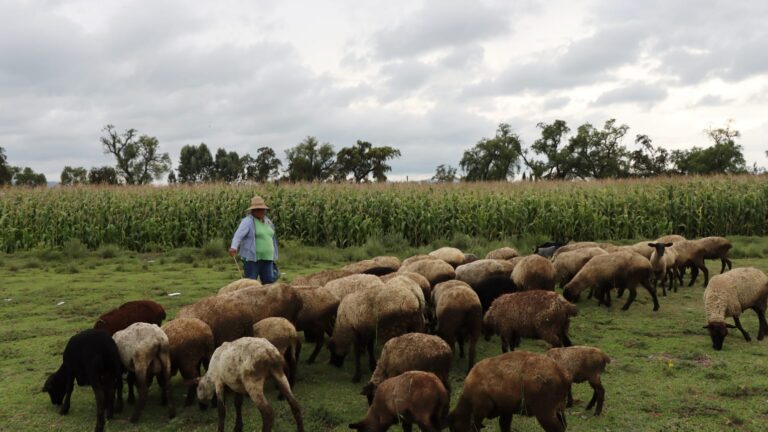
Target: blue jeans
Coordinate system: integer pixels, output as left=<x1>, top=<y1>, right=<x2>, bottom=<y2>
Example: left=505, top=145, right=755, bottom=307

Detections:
left=244, top=260, right=278, bottom=283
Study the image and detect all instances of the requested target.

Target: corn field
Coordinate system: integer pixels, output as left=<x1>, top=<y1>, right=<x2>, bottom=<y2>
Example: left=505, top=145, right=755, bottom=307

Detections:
left=0, top=176, right=767, bottom=252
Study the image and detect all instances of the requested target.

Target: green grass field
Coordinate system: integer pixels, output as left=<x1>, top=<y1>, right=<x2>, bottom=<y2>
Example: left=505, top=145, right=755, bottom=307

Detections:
left=1, top=239, right=768, bottom=431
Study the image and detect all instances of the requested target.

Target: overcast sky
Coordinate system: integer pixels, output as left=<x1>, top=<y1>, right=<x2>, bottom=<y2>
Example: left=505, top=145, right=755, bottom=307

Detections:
left=1, top=0, right=767, bottom=181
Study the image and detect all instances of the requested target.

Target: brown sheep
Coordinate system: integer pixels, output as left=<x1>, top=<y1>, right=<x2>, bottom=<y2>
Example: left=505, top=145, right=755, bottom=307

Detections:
left=362, top=333, right=453, bottom=405
left=94, top=300, right=166, bottom=335
left=429, top=247, right=466, bottom=268
left=483, top=291, right=577, bottom=352
left=399, top=257, right=456, bottom=287
left=545, top=346, right=611, bottom=416
left=217, top=278, right=261, bottom=295
left=253, top=317, right=301, bottom=389
left=618, top=241, right=654, bottom=260
left=432, top=280, right=482, bottom=372
left=176, top=295, right=255, bottom=347
left=161, top=318, right=215, bottom=408
left=552, top=241, right=602, bottom=258
left=343, top=256, right=401, bottom=276
left=320, top=274, right=385, bottom=301
left=485, top=247, right=520, bottom=260
left=697, top=236, right=733, bottom=274
left=648, top=242, right=675, bottom=295
left=292, top=286, right=340, bottom=364
left=290, top=269, right=354, bottom=287
left=401, top=254, right=433, bottom=267
left=552, top=247, right=608, bottom=289
left=449, top=351, right=569, bottom=432
left=511, top=255, right=556, bottom=291
left=350, top=371, right=449, bottom=432
left=655, top=234, right=685, bottom=243
left=670, top=240, right=710, bottom=287
left=375, top=276, right=425, bottom=344
left=454, top=259, right=517, bottom=311
left=224, top=283, right=303, bottom=325
left=381, top=271, right=431, bottom=302
left=703, top=267, right=768, bottom=350
left=327, top=287, right=379, bottom=382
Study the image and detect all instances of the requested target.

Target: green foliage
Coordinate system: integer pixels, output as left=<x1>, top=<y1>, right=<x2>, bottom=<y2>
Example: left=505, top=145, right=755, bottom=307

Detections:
left=284, top=136, right=337, bottom=182
left=243, top=147, right=283, bottom=182
left=0, top=146, right=12, bottom=185
left=201, top=238, right=227, bottom=258
left=629, top=134, right=670, bottom=177
left=431, top=164, right=457, bottom=183
left=12, top=166, right=47, bottom=186
left=60, top=166, right=88, bottom=185
left=87, top=166, right=118, bottom=185
left=460, top=123, right=523, bottom=181
left=96, top=243, right=120, bottom=259
left=177, top=143, right=214, bottom=183
left=62, top=238, right=88, bottom=259
left=100, top=124, right=171, bottom=184
left=212, top=148, right=243, bottom=183
left=671, top=123, right=746, bottom=175
left=524, top=120, right=573, bottom=180
left=335, top=140, right=401, bottom=182
left=568, top=119, right=631, bottom=179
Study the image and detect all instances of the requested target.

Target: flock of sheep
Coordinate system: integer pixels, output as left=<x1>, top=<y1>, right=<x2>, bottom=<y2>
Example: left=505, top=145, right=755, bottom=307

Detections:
left=41, top=234, right=768, bottom=432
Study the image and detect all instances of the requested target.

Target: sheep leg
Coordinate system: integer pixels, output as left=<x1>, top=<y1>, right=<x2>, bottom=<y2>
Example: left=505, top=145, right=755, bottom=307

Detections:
left=126, top=372, right=135, bottom=405
left=586, top=376, right=606, bottom=416
left=732, top=316, right=751, bottom=342
left=566, top=387, right=574, bottom=407
left=603, top=287, right=612, bottom=307
left=272, top=371, right=305, bottom=432
left=352, top=339, right=364, bottom=383
left=401, top=421, right=413, bottom=432
left=233, top=393, right=244, bottom=432
left=457, top=337, right=465, bottom=358
left=620, top=287, right=637, bottom=311
left=753, top=305, right=768, bottom=340
left=92, top=383, right=106, bottom=432
left=500, top=336, right=509, bottom=353
left=130, top=373, right=148, bottom=423
left=536, top=412, right=566, bottom=432
left=103, top=375, right=115, bottom=420
left=498, top=413, right=512, bottom=432
left=643, top=278, right=660, bottom=311
left=467, top=336, right=477, bottom=373
left=160, top=368, right=175, bottom=419
left=561, top=331, right=573, bottom=347
left=216, top=391, right=226, bottom=432
left=114, top=373, right=123, bottom=413
left=367, top=338, right=377, bottom=372
left=60, top=372, right=74, bottom=415
left=306, top=330, right=323, bottom=364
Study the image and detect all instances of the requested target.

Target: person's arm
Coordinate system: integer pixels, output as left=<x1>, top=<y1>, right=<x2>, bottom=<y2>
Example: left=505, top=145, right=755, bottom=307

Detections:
left=228, top=218, right=250, bottom=256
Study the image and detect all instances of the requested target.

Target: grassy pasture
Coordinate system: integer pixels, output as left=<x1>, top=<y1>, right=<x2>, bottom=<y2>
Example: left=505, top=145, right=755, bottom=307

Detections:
left=1, top=238, right=768, bottom=431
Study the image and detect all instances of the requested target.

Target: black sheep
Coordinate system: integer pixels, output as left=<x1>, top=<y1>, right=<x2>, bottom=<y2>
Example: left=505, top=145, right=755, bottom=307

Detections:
left=42, top=329, right=121, bottom=432
left=472, top=274, right=518, bottom=311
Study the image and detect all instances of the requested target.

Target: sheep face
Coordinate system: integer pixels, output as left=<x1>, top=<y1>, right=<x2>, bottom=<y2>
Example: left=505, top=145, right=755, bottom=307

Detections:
left=562, top=284, right=578, bottom=302
left=327, top=339, right=347, bottom=367
left=704, top=322, right=729, bottom=351
left=360, top=382, right=375, bottom=405
left=535, top=241, right=565, bottom=257
left=448, top=411, right=473, bottom=432
left=481, top=313, right=495, bottom=341
left=648, top=242, right=673, bottom=258
left=42, top=371, right=66, bottom=405
left=196, top=375, right=215, bottom=407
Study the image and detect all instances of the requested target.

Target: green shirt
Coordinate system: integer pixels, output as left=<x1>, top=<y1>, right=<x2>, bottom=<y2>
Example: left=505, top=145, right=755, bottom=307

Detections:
left=253, top=217, right=275, bottom=261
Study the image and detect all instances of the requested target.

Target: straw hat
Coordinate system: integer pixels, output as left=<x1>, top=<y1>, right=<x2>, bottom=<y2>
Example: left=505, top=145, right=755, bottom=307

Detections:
left=245, top=195, right=269, bottom=212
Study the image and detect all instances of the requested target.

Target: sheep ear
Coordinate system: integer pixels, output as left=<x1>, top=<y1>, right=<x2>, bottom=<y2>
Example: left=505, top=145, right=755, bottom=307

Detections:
left=665, top=243, right=673, bottom=247
left=725, top=324, right=737, bottom=329
left=647, top=243, right=656, bottom=248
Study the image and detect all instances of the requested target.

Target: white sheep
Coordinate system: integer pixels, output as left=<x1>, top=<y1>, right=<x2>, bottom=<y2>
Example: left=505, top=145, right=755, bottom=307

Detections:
left=703, top=267, right=768, bottom=350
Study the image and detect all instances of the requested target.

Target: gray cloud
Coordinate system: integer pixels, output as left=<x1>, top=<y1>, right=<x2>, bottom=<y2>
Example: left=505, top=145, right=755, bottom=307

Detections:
left=542, top=96, right=571, bottom=110
left=592, top=83, right=668, bottom=106
left=694, top=94, right=728, bottom=107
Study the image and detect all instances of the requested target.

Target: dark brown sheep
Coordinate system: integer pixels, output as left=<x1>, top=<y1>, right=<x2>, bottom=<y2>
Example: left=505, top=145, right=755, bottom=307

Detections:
left=292, top=285, right=340, bottom=364
left=94, top=300, right=166, bottom=335
left=161, top=318, right=215, bottom=408
left=176, top=295, right=256, bottom=347
left=432, top=280, right=482, bottom=372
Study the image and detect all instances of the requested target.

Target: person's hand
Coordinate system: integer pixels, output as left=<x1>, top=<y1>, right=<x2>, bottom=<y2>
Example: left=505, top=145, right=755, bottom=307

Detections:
left=228, top=248, right=237, bottom=257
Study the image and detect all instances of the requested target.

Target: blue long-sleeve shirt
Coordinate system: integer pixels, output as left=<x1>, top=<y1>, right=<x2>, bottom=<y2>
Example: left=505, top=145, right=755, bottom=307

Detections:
left=230, top=215, right=279, bottom=262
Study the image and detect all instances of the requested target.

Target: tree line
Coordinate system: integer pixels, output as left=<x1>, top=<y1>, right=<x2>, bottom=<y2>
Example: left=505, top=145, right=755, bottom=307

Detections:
left=0, top=119, right=764, bottom=187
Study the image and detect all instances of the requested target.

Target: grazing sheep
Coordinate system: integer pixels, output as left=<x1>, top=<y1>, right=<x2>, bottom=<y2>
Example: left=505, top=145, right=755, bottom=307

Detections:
left=648, top=242, right=674, bottom=295
left=552, top=241, right=602, bottom=258
left=655, top=234, right=685, bottom=244
left=350, top=371, right=449, bottom=432
left=703, top=267, right=768, bottom=350
left=375, top=276, right=425, bottom=344
left=399, top=258, right=456, bottom=287
left=463, top=253, right=479, bottom=264
left=42, top=329, right=120, bottom=432
left=217, top=278, right=262, bottom=296
left=455, top=259, right=517, bottom=311
left=545, top=346, right=611, bottom=416
left=697, top=236, right=733, bottom=274
left=511, top=255, right=556, bottom=291
left=563, top=251, right=659, bottom=312
left=197, top=337, right=304, bottom=432
left=290, top=269, right=354, bottom=287
left=362, top=333, right=453, bottom=405
left=670, top=240, right=710, bottom=287
left=534, top=241, right=566, bottom=258
left=112, top=322, right=175, bottom=423
left=343, top=256, right=401, bottom=276
left=619, top=241, right=654, bottom=260
left=252, top=317, right=301, bottom=388
left=161, top=318, right=215, bottom=408
left=432, top=280, right=483, bottom=372
left=94, top=300, right=166, bottom=335
left=225, top=283, right=303, bottom=326
left=552, top=247, right=608, bottom=289
left=449, top=351, right=569, bottom=432
left=176, top=295, right=255, bottom=347
left=292, top=286, right=340, bottom=364
left=401, top=254, right=433, bottom=267
left=320, top=274, right=385, bottom=301
left=327, top=287, right=379, bottom=382
left=483, top=291, right=577, bottom=352
left=486, top=247, right=520, bottom=260
left=381, top=271, right=431, bottom=303
left=429, top=247, right=466, bottom=268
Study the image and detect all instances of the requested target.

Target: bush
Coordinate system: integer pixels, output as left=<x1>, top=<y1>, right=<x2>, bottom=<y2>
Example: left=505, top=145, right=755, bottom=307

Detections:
left=62, top=238, right=88, bottom=259
left=35, top=249, right=64, bottom=262
left=201, top=238, right=227, bottom=258
left=96, top=244, right=120, bottom=259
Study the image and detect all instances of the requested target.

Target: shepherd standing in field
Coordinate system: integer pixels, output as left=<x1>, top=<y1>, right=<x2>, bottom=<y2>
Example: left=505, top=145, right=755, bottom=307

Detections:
left=229, top=195, right=279, bottom=283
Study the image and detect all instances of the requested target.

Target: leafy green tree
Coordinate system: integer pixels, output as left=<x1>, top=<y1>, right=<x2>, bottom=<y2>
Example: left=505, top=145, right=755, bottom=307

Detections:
left=523, top=120, right=574, bottom=180
left=60, top=166, right=88, bottom=185
left=13, top=167, right=47, bottom=186
left=460, top=123, right=523, bottom=181
left=212, top=148, right=243, bottom=183
left=100, top=124, right=171, bottom=184
left=0, top=147, right=13, bottom=185
left=167, top=170, right=177, bottom=184
left=284, top=136, right=337, bottom=182
left=567, top=119, right=631, bottom=179
left=243, top=147, right=282, bottom=182
left=671, top=122, right=746, bottom=175
left=177, top=143, right=214, bottom=183
left=431, top=164, right=457, bottom=183
left=335, top=140, right=401, bottom=182
left=88, top=166, right=119, bottom=185
left=629, top=134, right=669, bottom=177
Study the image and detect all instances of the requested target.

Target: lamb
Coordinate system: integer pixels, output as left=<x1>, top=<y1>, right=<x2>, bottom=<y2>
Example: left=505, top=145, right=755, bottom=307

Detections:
left=112, top=322, right=174, bottom=423
left=197, top=337, right=304, bottom=432
left=327, top=287, right=379, bottom=382
left=161, top=318, right=215, bottom=408
left=533, top=241, right=566, bottom=258
left=511, top=255, right=556, bottom=291
left=432, top=280, right=482, bottom=371
left=545, top=346, right=611, bottom=416
left=252, top=317, right=302, bottom=388
left=448, top=351, right=569, bottom=432
left=429, top=246, right=466, bottom=268
left=375, top=276, right=425, bottom=344
left=290, top=268, right=354, bottom=287
left=362, top=333, right=453, bottom=405
left=399, top=257, right=456, bottom=287
left=697, top=236, right=733, bottom=274
left=648, top=242, right=675, bottom=295
left=485, top=246, right=520, bottom=260
left=292, top=285, right=340, bottom=364
left=483, top=291, right=577, bottom=352
left=350, top=371, right=449, bottom=432
left=319, top=274, right=385, bottom=301
left=703, top=267, right=768, bottom=350
left=454, top=259, right=517, bottom=311
left=93, top=300, right=166, bottom=335
left=217, top=278, right=262, bottom=295
left=176, top=295, right=255, bottom=347
left=343, top=256, right=401, bottom=275
left=552, top=247, right=608, bottom=289
left=563, top=251, right=660, bottom=312
left=42, top=329, right=121, bottom=432
left=670, top=239, right=710, bottom=287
